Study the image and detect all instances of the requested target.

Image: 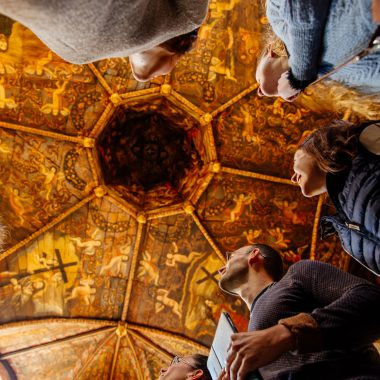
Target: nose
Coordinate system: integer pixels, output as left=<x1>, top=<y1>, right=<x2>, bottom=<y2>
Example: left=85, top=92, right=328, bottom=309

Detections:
left=218, top=266, right=226, bottom=276
left=159, top=367, right=168, bottom=376
left=257, top=87, right=264, bottom=97
left=291, top=172, right=298, bottom=183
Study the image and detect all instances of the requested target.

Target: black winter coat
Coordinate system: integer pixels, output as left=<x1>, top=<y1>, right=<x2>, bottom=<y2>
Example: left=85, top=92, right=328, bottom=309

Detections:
left=320, top=141, right=380, bottom=276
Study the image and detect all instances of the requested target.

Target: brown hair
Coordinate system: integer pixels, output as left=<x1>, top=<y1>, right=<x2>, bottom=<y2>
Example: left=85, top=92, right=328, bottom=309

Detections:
left=159, top=28, right=199, bottom=55
left=299, top=120, right=361, bottom=174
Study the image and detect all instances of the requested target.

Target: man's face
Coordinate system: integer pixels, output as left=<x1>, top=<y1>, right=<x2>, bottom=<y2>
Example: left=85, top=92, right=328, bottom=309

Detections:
left=218, top=246, right=251, bottom=295
left=158, top=356, right=197, bottom=380
left=129, top=45, right=181, bottom=82
left=255, top=51, right=289, bottom=97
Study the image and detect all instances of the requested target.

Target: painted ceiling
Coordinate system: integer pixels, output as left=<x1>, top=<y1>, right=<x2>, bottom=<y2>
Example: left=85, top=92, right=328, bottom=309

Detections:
left=0, top=1, right=379, bottom=380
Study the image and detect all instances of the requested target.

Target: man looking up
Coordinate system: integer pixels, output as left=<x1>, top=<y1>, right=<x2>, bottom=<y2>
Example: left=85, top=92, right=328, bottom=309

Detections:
left=0, top=0, right=208, bottom=81
left=158, top=354, right=212, bottom=380
left=218, top=244, right=380, bottom=380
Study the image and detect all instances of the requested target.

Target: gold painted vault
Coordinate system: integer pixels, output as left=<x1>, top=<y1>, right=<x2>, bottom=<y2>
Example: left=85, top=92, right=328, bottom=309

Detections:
left=0, top=1, right=379, bottom=379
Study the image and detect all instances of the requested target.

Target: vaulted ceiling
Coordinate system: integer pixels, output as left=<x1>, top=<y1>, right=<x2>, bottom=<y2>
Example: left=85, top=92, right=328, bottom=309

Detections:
left=0, top=1, right=379, bottom=379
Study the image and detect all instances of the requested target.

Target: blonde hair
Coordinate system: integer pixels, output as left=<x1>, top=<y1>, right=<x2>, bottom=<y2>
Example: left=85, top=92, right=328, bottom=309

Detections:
left=259, top=25, right=380, bottom=120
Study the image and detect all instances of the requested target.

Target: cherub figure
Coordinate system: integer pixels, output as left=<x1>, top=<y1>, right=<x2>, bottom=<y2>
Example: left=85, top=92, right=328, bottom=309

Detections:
left=65, top=279, right=96, bottom=305
left=224, top=193, right=255, bottom=225
left=40, top=80, right=70, bottom=116
left=273, top=200, right=306, bottom=225
left=8, top=187, right=33, bottom=225
left=137, top=250, right=159, bottom=285
left=24, top=51, right=56, bottom=78
left=70, top=229, right=102, bottom=256
left=0, top=77, right=17, bottom=109
left=155, top=289, right=182, bottom=318
left=165, top=242, right=203, bottom=267
left=0, top=137, right=11, bottom=154
left=99, top=242, right=131, bottom=277
left=209, top=0, right=241, bottom=19
left=268, top=227, right=290, bottom=249
left=242, top=229, right=262, bottom=244
left=208, top=27, right=236, bottom=82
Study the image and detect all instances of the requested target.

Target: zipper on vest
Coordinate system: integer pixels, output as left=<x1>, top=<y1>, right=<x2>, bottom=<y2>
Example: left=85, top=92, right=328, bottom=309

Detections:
left=345, top=222, right=361, bottom=231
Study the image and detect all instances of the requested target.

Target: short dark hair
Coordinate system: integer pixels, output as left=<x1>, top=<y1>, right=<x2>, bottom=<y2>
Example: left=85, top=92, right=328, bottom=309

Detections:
left=159, top=28, right=199, bottom=55
left=192, top=354, right=212, bottom=380
left=252, top=244, right=284, bottom=281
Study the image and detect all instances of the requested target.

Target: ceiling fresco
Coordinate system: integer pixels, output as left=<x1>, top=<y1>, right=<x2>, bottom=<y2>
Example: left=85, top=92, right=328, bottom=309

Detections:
left=0, top=1, right=379, bottom=379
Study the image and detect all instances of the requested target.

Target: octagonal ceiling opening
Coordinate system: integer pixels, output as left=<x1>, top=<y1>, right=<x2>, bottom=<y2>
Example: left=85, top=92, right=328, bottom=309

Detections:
left=98, top=109, right=196, bottom=190
left=96, top=97, right=213, bottom=211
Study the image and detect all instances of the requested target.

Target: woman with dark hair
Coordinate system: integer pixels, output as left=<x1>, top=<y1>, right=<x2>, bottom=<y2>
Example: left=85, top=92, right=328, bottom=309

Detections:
left=291, top=120, right=380, bottom=275
left=255, top=0, right=380, bottom=100
left=158, top=354, right=212, bottom=380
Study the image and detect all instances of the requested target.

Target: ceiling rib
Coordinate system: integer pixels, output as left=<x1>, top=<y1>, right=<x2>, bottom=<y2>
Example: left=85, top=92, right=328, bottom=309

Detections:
left=310, top=194, right=326, bottom=260
left=0, top=121, right=84, bottom=144
left=119, top=87, right=161, bottom=102
left=86, top=148, right=100, bottom=188
left=0, top=317, right=117, bottom=332
left=221, top=166, right=296, bottom=186
left=166, top=89, right=204, bottom=122
left=87, top=63, right=113, bottom=95
left=146, top=204, right=184, bottom=220
left=121, top=221, right=145, bottom=321
left=210, top=83, right=259, bottom=118
left=74, top=329, right=116, bottom=380
left=129, top=324, right=209, bottom=355
left=204, top=123, right=218, bottom=161
left=0, top=326, right=115, bottom=360
left=0, top=194, right=96, bottom=262
left=128, top=329, right=172, bottom=361
left=105, top=192, right=139, bottom=219
left=89, top=103, right=116, bottom=139
left=191, top=171, right=215, bottom=205
left=190, top=210, right=225, bottom=263
left=108, top=335, right=121, bottom=380
left=125, top=332, right=144, bottom=380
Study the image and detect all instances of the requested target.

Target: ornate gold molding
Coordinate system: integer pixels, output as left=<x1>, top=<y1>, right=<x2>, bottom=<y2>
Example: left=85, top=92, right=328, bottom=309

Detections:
left=222, top=166, right=296, bottom=186
left=310, top=194, right=325, bottom=260
left=109, top=335, right=121, bottom=380
left=121, top=221, right=145, bottom=321
left=88, top=63, right=113, bottom=95
left=126, top=333, right=144, bottom=380
left=89, top=102, right=116, bottom=138
left=0, top=194, right=96, bottom=262
left=211, top=83, right=259, bottom=118
left=0, top=121, right=84, bottom=144
left=128, top=324, right=209, bottom=355
left=190, top=211, right=225, bottom=263
left=74, top=330, right=116, bottom=380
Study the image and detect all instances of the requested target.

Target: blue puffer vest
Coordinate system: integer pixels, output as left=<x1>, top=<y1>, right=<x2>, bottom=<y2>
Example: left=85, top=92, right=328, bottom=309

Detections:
left=320, top=129, right=380, bottom=276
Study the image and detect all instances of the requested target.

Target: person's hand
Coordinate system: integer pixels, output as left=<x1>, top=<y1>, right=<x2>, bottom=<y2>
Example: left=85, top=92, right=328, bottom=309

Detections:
left=225, top=324, right=296, bottom=380
left=217, top=367, right=227, bottom=380
left=277, top=71, right=301, bottom=102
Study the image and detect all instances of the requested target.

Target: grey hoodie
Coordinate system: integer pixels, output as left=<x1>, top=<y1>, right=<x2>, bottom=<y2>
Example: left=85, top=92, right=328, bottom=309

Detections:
left=0, top=0, right=209, bottom=64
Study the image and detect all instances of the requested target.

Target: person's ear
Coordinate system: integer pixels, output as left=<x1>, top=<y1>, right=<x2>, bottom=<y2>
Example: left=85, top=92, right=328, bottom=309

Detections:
left=267, top=45, right=279, bottom=58
left=191, top=369, right=204, bottom=379
left=248, top=248, right=261, bottom=266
